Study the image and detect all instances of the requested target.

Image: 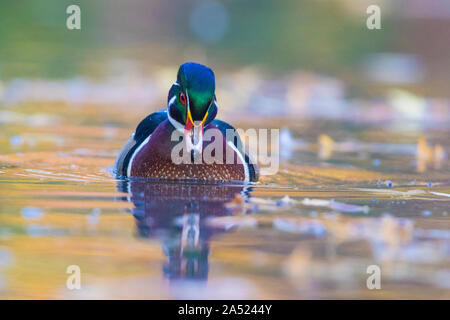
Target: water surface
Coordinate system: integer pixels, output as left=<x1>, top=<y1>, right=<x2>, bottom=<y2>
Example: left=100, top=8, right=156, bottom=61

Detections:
left=0, top=86, right=449, bottom=299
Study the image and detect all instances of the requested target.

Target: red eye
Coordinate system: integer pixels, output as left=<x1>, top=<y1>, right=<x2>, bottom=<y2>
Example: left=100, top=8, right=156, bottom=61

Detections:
left=179, top=92, right=187, bottom=106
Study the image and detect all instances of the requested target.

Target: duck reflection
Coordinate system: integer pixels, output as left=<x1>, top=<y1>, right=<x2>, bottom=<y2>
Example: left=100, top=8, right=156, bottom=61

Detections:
left=116, top=180, right=252, bottom=280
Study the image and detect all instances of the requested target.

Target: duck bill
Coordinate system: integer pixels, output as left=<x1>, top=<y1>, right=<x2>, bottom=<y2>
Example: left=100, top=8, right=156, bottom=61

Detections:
left=184, top=109, right=207, bottom=156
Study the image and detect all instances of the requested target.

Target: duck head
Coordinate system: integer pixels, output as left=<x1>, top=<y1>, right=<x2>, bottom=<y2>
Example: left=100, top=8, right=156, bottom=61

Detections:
left=167, top=62, right=218, bottom=155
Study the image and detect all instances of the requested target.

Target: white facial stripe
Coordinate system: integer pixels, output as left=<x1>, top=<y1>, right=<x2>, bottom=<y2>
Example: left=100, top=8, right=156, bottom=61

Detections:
left=167, top=93, right=184, bottom=132
left=168, top=95, right=176, bottom=107
left=127, top=134, right=151, bottom=177
left=185, top=126, right=203, bottom=155
left=186, top=89, right=190, bottom=110
left=227, top=141, right=249, bottom=182
left=167, top=112, right=184, bottom=133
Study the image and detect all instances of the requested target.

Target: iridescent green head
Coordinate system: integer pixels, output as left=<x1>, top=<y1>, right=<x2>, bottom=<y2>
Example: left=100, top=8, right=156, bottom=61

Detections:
left=167, top=62, right=218, bottom=130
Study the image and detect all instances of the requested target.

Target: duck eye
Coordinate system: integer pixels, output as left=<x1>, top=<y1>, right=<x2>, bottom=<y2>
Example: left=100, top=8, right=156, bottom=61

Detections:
left=179, top=92, right=187, bottom=106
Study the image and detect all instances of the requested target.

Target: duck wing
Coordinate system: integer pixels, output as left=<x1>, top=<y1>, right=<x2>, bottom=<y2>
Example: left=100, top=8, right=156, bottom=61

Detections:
left=114, top=110, right=168, bottom=177
left=211, top=119, right=259, bottom=182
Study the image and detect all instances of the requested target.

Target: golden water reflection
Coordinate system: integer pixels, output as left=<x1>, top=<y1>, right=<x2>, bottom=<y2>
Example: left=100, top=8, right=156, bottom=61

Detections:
left=0, top=100, right=449, bottom=299
left=117, top=180, right=251, bottom=281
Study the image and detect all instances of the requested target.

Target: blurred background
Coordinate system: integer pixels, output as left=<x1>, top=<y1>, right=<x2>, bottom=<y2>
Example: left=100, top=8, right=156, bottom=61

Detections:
left=1, top=0, right=450, bottom=99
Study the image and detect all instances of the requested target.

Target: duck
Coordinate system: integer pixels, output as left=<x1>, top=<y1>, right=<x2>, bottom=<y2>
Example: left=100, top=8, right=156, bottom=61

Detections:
left=114, top=62, right=258, bottom=182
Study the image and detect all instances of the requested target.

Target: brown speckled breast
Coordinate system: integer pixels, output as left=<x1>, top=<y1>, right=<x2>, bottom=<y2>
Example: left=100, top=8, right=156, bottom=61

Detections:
left=129, top=120, right=246, bottom=181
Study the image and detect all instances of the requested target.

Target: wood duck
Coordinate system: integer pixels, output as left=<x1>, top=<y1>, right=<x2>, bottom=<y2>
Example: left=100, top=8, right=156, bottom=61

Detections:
left=114, top=62, right=258, bottom=182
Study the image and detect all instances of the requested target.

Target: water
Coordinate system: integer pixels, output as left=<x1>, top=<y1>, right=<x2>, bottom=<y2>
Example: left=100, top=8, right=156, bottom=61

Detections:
left=0, top=80, right=449, bottom=299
